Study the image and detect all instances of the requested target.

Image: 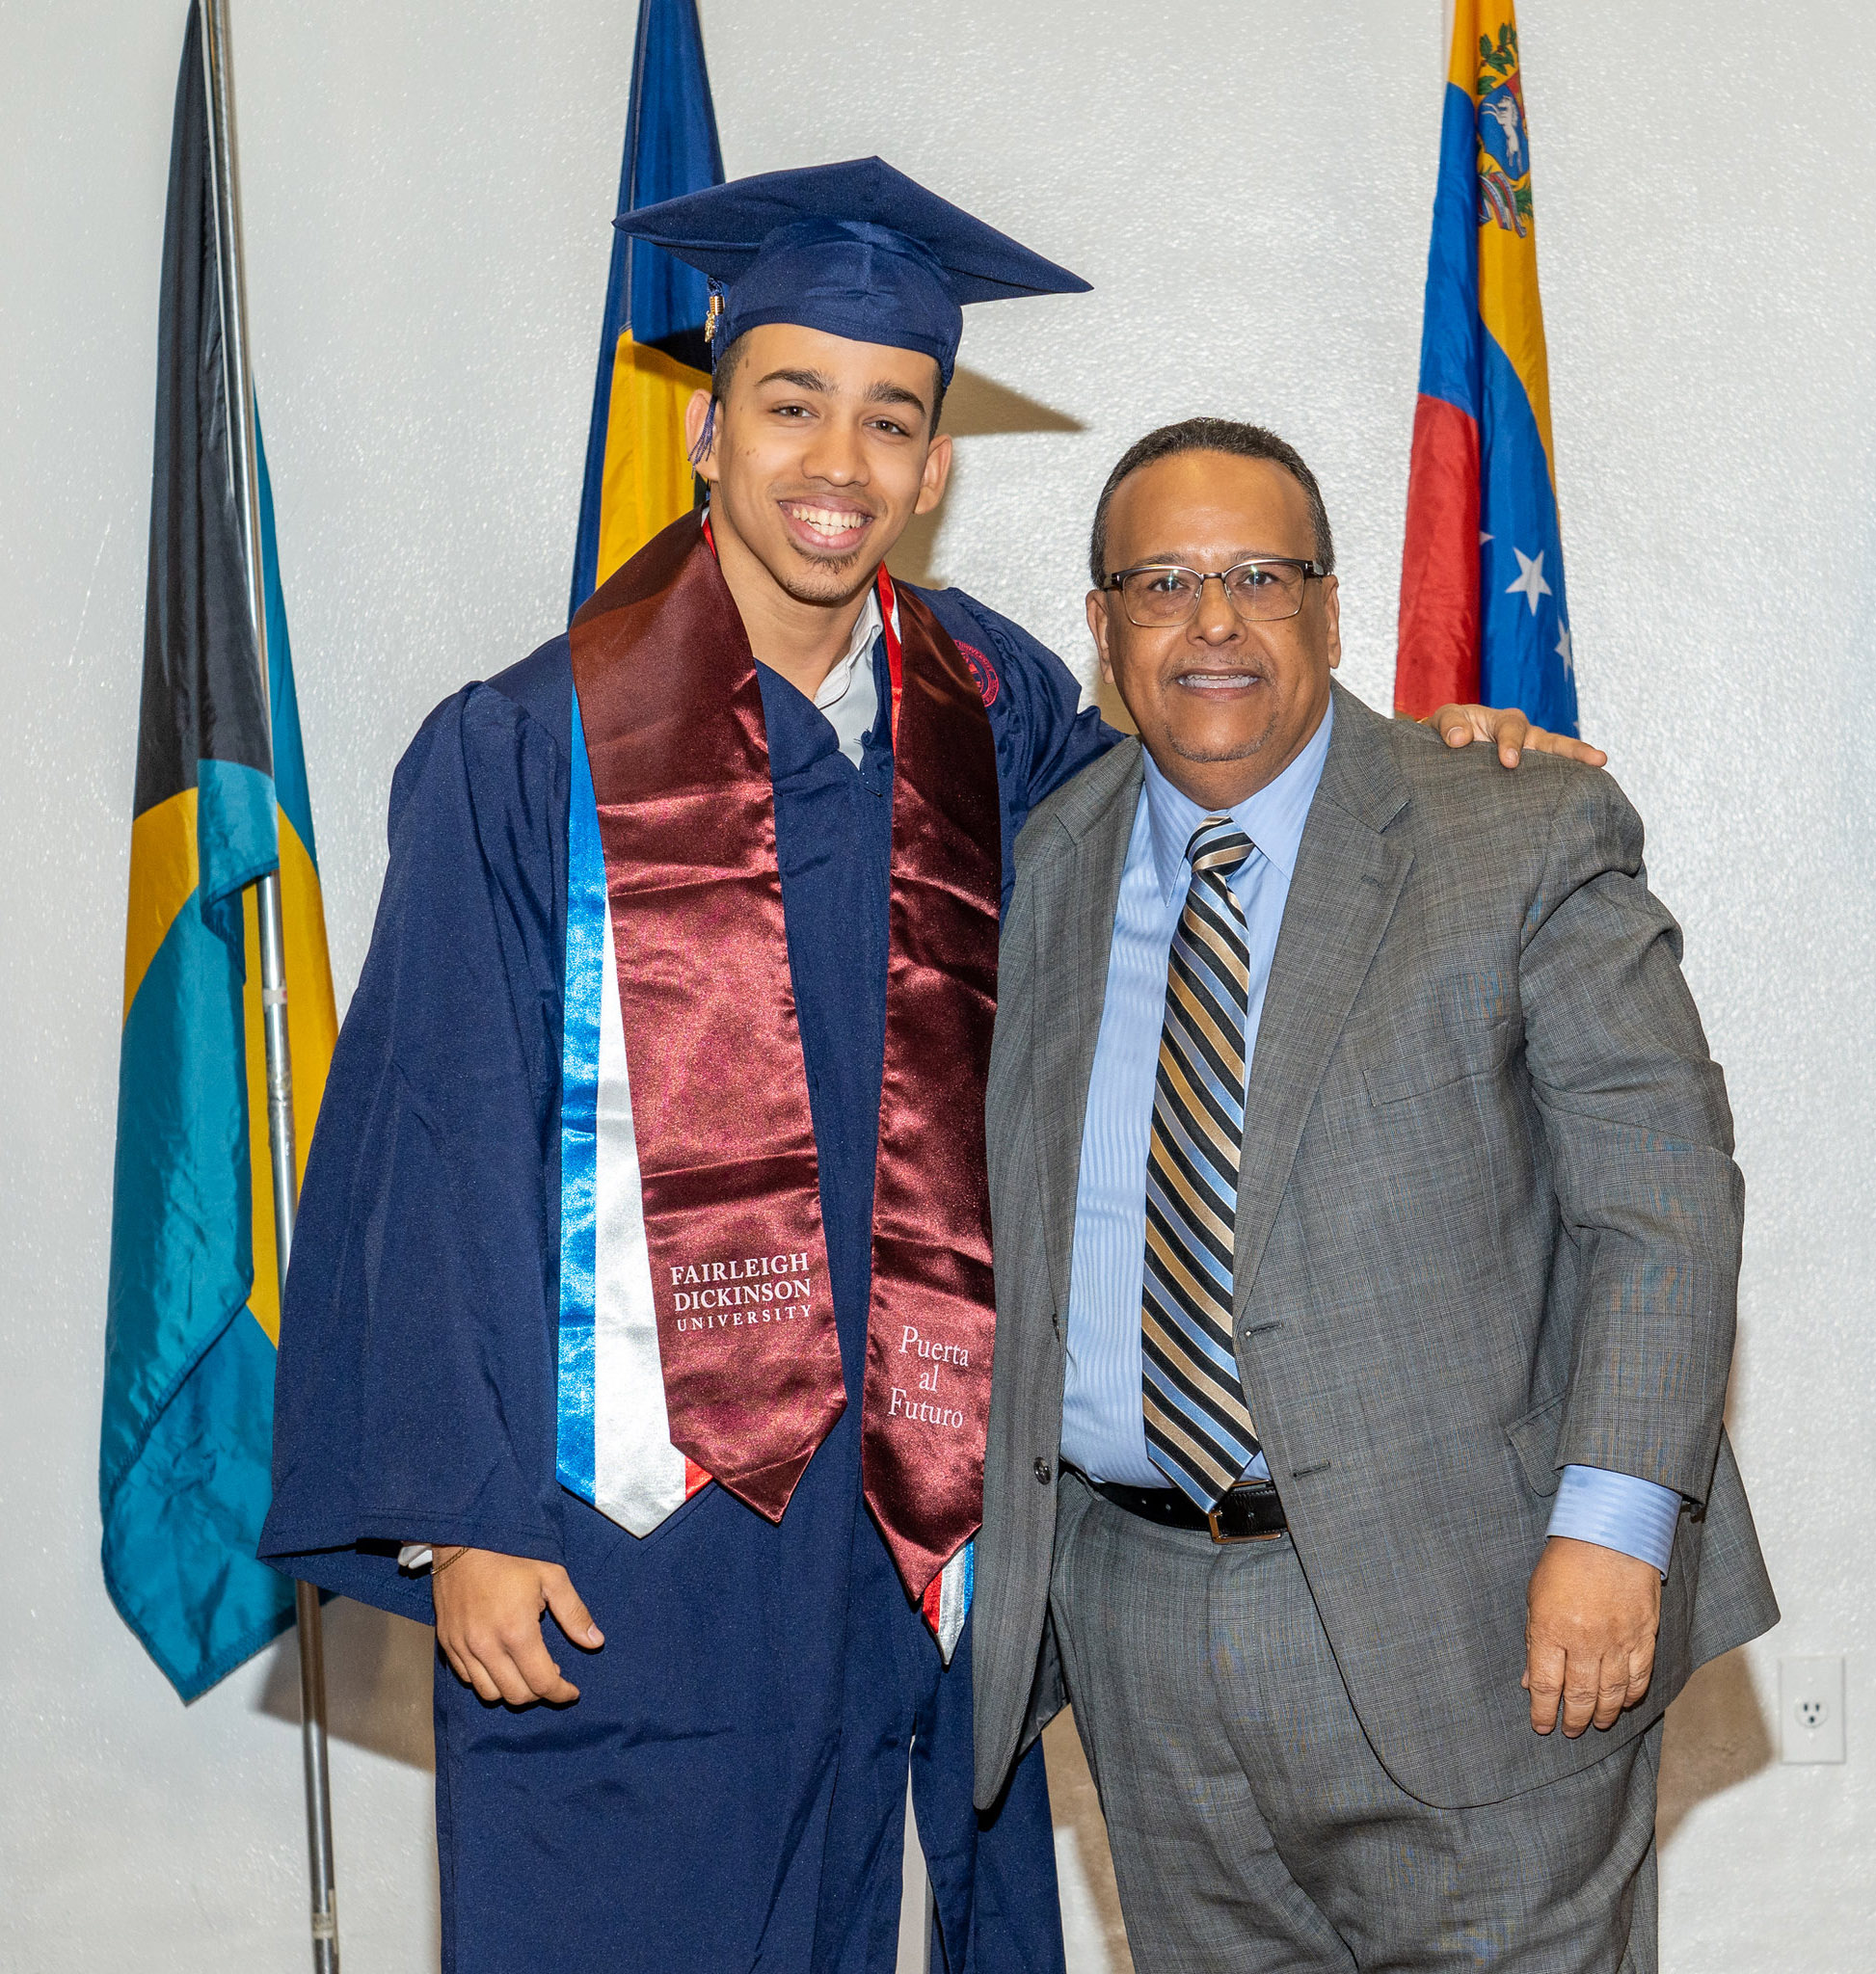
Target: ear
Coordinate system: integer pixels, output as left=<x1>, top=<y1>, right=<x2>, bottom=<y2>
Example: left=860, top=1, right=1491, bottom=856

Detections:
left=913, top=433, right=953, bottom=516
left=1321, top=574, right=1342, bottom=670
left=683, top=388, right=718, bottom=484
left=1085, top=588, right=1117, bottom=685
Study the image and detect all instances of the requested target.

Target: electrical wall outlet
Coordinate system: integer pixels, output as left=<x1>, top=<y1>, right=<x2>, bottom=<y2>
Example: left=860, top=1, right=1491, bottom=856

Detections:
left=1779, top=1656, right=1846, bottom=1764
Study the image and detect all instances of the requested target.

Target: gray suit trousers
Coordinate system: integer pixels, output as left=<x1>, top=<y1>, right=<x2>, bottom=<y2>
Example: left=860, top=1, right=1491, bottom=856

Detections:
left=1051, top=1474, right=1661, bottom=1974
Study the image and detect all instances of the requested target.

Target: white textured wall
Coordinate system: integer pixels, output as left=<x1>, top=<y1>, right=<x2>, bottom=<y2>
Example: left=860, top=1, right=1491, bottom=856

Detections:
left=3, top=2, right=1870, bottom=1968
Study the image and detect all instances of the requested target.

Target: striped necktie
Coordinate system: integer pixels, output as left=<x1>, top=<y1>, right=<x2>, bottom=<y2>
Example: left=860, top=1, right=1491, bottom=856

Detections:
left=1142, top=817, right=1261, bottom=1508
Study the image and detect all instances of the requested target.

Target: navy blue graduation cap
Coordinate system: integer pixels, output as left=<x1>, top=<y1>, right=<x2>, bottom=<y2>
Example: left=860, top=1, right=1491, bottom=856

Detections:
left=613, top=156, right=1089, bottom=387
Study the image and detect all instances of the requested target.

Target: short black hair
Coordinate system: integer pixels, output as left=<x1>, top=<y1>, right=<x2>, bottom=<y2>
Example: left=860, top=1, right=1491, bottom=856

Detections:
left=708, top=331, right=947, bottom=434
left=1087, top=417, right=1335, bottom=586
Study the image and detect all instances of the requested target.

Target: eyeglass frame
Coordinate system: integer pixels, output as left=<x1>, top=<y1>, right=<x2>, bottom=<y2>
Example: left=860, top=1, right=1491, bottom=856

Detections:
left=1099, top=556, right=1328, bottom=627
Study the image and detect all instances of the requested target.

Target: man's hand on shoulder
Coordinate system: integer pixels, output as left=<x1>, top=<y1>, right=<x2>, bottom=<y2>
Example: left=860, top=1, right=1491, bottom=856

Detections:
left=432, top=1548, right=604, bottom=1706
left=1523, top=1536, right=1661, bottom=1737
left=1424, top=703, right=1608, bottom=770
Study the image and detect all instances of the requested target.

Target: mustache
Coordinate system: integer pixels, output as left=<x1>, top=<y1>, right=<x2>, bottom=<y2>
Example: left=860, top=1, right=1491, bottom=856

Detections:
left=777, top=493, right=882, bottom=518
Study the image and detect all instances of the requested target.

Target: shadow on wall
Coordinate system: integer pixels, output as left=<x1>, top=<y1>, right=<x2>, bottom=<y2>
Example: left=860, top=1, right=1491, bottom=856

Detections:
left=1653, top=1330, right=1776, bottom=1848
left=1657, top=1645, right=1775, bottom=1851
left=255, top=1595, right=437, bottom=1773
left=1044, top=1711, right=1136, bottom=1973
left=1094, top=671, right=1136, bottom=734
left=887, top=367, right=1084, bottom=592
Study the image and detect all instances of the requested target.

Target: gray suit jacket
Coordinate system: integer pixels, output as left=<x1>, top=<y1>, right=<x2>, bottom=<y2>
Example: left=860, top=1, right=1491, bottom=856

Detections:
left=973, top=682, right=1777, bottom=1812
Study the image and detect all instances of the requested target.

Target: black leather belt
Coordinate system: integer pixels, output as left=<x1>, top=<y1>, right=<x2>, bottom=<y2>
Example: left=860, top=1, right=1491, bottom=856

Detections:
left=1085, top=1474, right=1288, bottom=1544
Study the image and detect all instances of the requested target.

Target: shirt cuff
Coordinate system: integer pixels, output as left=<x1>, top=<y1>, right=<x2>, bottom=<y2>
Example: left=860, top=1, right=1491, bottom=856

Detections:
left=1545, top=1464, right=1681, bottom=1577
left=397, top=1543, right=433, bottom=1572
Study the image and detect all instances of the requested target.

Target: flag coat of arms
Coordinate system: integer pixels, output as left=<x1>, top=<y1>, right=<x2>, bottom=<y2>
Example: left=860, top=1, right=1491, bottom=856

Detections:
left=1397, top=2, right=1578, bottom=734
left=101, top=0, right=335, bottom=1700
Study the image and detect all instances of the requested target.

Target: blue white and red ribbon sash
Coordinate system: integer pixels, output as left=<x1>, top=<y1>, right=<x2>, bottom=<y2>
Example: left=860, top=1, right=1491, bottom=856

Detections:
left=556, top=690, right=705, bottom=1533
left=556, top=541, right=978, bottom=1661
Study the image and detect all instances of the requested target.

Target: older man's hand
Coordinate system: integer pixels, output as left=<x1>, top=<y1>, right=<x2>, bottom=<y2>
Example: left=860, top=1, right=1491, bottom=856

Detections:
left=1426, top=702, right=1608, bottom=769
left=1523, top=1536, right=1661, bottom=1737
left=431, top=1547, right=604, bottom=1707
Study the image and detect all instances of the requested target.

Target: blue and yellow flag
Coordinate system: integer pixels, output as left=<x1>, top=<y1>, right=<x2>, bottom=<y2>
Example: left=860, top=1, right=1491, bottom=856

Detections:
left=569, top=0, right=723, bottom=615
left=102, top=1, right=336, bottom=1700
left=1396, top=2, right=1577, bottom=734
left=244, top=423, right=339, bottom=1357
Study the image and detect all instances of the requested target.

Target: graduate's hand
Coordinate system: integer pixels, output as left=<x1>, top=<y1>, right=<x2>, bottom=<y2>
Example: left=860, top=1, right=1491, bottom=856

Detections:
left=1522, top=1536, right=1660, bottom=1738
left=431, top=1547, right=604, bottom=1707
left=1424, top=703, right=1607, bottom=769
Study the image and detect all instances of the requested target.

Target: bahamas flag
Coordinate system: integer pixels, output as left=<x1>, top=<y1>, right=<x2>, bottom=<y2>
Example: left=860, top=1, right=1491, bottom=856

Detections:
left=569, top=0, right=722, bottom=615
left=244, top=424, right=339, bottom=1358
left=101, top=2, right=336, bottom=1700
left=1396, top=2, right=1578, bottom=734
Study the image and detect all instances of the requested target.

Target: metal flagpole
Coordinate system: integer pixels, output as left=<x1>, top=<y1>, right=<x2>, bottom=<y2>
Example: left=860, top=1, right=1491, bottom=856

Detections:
left=201, top=5, right=341, bottom=1969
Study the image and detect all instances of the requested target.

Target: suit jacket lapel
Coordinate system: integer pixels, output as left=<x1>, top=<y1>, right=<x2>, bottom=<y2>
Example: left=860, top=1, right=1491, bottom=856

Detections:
left=1233, top=685, right=1413, bottom=1318
left=1029, top=737, right=1143, bottom=1317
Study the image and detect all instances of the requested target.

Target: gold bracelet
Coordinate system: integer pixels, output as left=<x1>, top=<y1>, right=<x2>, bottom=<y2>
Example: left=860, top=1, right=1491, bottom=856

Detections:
left=429, top=1544, right=471, bottom=1580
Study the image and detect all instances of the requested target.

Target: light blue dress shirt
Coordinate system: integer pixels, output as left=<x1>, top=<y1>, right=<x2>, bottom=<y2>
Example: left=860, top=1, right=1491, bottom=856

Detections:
left=1059, top=703, right=1681, bottom=1575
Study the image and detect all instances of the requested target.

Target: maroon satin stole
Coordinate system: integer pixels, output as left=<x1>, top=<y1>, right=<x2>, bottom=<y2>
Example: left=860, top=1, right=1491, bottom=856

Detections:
left=569, top=512, right=1001, bottom=1603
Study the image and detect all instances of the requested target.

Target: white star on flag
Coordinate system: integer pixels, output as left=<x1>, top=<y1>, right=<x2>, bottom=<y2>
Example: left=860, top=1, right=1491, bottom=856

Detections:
left=1556, top=625, right=1573, bottom=672
left=1507, top=547, right=1552, bottom=615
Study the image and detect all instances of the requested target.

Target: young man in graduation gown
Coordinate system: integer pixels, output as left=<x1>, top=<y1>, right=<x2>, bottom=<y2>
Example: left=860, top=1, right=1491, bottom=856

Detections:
left=262, top=160, right=1104, bottom=1974
left=261, top=160, right=1581, bottom=1974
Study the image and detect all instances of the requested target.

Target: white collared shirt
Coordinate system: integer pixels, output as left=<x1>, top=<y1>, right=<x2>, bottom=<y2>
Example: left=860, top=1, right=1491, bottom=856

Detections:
left=803, top=588, right=882, bottom=769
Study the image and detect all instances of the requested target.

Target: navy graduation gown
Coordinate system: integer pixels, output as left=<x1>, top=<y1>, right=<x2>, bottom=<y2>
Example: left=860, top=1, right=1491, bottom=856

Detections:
left=261, top=584, right=1112, bottom=1974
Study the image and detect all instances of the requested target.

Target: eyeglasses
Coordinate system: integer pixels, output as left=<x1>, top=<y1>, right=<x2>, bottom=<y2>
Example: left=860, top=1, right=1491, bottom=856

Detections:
left=1102, top=557, right=1326, bottom=628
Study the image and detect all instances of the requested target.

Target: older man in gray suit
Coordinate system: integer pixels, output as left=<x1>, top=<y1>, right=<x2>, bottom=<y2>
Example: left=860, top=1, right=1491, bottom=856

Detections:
left=972, top=418, right=1777, bottom=1971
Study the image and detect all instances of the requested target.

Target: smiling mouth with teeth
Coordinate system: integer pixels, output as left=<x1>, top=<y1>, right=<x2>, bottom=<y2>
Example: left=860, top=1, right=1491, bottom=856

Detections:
left=1176, top=671, right=1263, bottom=690
left=781, top=501, right=873, bottom=545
